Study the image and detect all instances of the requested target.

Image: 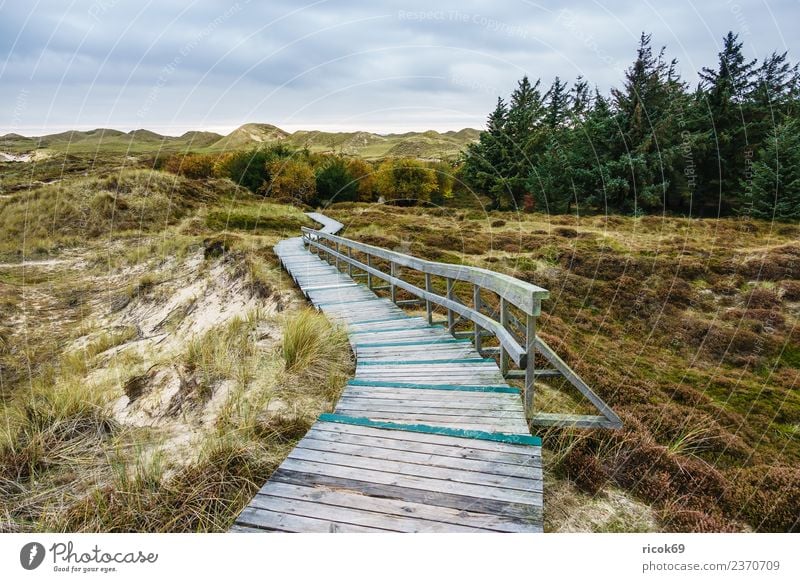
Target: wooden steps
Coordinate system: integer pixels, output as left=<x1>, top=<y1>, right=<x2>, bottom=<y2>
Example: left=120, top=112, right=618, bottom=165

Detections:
left=232, top=215, right=542, bottom=533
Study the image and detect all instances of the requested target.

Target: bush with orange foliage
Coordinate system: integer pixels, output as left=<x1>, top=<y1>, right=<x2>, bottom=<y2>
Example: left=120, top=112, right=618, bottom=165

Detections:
left=162, top=153, right=216, bottom=179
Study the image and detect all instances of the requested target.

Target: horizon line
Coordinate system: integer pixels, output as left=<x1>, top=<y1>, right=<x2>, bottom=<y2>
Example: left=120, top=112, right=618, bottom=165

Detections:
left=1, top=122, right=485, bottom=139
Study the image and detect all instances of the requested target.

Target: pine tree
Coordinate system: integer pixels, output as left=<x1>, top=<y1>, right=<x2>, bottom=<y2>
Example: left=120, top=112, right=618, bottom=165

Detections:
left=753, top=51, right=799, bottom=109
left=461, top=97, right=513, bottom=209
left=696, top=32, right=758, bottom=213
left=610, top=33, right=682, bottom=212
left=570, top=76, right=592, bottom=122
left=544, top=77, right=571, bottom=129
left=504, top=77, right=545, bottom=208
left=745, top=119, right=800, bottom=220
left=700, top=32, right=757, bottom=105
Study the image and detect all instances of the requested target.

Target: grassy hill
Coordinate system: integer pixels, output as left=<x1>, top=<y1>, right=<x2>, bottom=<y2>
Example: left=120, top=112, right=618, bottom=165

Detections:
left=2, top=123, right=480, bottom=160
left=207, top=123, right=290, bottom=151
left=0, top=128, right=223, bottom=154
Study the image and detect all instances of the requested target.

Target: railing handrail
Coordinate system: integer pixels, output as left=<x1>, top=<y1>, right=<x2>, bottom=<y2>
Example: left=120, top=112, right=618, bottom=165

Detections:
left=299, top=221, right=622, bottom=430
left=301, top=226, right=549, bottom=316
left=303, top=230, right=529, bottom=366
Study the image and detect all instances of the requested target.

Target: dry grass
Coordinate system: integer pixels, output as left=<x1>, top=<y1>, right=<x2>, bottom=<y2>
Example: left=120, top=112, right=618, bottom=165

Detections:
left=0, top=170, right=352, bottom=531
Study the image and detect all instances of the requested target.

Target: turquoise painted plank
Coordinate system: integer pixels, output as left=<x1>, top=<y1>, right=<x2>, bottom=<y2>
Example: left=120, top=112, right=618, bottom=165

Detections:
left=354, top=339, right=472, bottom=348
left=318, top=414, right=541, bottom=447
left=347, top=379, right=519, bottom=394
left=357, top=358, right=496, bottom=366
left=348, top=316, right=419, bottom=326
left=349, top=324, right=445, bottom=335
left=315, top=297, right=384, bottom=306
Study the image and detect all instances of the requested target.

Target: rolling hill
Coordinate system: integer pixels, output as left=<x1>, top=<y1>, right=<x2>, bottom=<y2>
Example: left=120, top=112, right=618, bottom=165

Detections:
left=0, top=128, right=224, bottom=154
left=2, top=123, right=481, bottom=160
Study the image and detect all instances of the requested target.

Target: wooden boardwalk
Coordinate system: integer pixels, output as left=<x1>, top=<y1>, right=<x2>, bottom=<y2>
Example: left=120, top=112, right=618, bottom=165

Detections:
left=232, top=213, right=542, bottom=532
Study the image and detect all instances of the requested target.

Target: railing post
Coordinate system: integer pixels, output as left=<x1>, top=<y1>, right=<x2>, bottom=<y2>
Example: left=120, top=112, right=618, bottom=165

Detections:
left=366, top=254, right=373, bottom=289
left=473, top=284, right=482, bottom=355
left=524, top=314, right=536, bottom=420
left=499, top=298, right=509, bottom=376
left=335, top=242, right=340, bottom=270
left=347, top=247, right=353, bottom=277
left=390, top=262, right=397, bottom=303
left=424, top=273, right=433, bottom=324
left=446, top=278, right=455, bottom=331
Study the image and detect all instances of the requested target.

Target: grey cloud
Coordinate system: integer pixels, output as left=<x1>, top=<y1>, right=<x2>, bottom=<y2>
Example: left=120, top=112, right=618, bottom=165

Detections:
left=1, top=0, right=797, bottom=134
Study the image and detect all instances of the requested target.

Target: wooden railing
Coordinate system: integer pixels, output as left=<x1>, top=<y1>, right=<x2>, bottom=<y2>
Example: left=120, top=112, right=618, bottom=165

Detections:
left=301, top=226, right=622, bottom=430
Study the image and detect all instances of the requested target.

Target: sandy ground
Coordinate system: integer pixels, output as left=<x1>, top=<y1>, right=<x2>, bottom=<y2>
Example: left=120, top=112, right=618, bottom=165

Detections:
left=0, top=259, right=70, bottom=268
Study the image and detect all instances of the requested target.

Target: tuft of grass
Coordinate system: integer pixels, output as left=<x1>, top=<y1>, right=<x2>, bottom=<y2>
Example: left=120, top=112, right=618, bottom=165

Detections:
left=48, top=436, right=278, bottom=532
left=281, top=308, right=353, bottom=398
left=184, top=316, right=258, bottom=393
left=84, top=326, right=139, bottom=360
left=0, top=373, right=117, bottom=491
left=666, top=425, right=718, bottom=458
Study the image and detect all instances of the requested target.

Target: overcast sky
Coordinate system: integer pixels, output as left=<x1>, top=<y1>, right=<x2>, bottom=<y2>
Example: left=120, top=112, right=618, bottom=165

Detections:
left=1, top=0, right=797, bottom=136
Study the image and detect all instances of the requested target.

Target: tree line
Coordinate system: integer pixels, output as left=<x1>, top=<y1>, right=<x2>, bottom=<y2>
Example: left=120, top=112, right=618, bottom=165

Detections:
left=161, top=146, right=453, bottom=207
left=461, top=32, right=800, bottom=219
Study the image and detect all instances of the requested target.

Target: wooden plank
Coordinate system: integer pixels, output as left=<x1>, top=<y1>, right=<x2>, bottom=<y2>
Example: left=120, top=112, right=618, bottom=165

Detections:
left=248, top=492, right=488, bottom=532
left=229, top=524, right=266, bottom=533
left=255, top=482, right=536, bottom=532
left=235, top=507, right=386, bottom=532
left=278, top=457, right=542, bottom=503
left=306, top=425, right=540, bottom=466
left=296, top=435, right=540, bottom=477
left=334, top=401, right=523, bottom=416
left=337, top=395, right=522, bottom=411
left=345, top=379, right=517, bottom=392
left=530, top=412, right=618, bottom=429
left=270, top=469, right=543, bottom=522
left=313, top=420, right=539, bottom=455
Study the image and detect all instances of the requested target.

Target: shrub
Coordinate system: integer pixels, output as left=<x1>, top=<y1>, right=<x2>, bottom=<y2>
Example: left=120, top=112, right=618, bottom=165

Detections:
left=729, top=465, right=800, bottom=532
left=561, top=445, right=609, bottom=495
left=316, top=159, right=357, bottom=203
left=375, top=158, right=437, bottom=205
left=346, top=158, right=377, bottom=201
left=780, top=280, right=800, bottom=301
left=163, top=153, right=216, bottom=179
left=214, top=146, right=294, bottom=193
left=264, top=159, right=316, bottom=204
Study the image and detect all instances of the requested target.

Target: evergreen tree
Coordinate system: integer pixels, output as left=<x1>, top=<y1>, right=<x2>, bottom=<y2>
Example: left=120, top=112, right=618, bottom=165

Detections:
left=610, top=33, right=683, bottom=212
left=570, top=76, right=592, bottom=122
left=696, top=32, right=758, bottom=213
left=745, top=119, right=800, bottom=220
left=461, top=97, right=513, bottom=209
left=504, top=76, right=545, bottom=208
left=461, top=31, right=800, bottom=217
left=544, top=77, right=571, bottom=129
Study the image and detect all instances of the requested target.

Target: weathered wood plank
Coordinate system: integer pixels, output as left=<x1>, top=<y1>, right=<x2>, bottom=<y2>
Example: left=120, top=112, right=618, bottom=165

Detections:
left=255, top=482, right=536, bottom=532
left=236, top=507, right=386, bottom=532
left=269, top=469, right=543, bottom=522
left=295, top=435, right=540, bottom=476
left=305, top=425, right=540, bottom=466
left=277, top=458, right=542, bottom=505
left=248, top=493, right=489, bottom=532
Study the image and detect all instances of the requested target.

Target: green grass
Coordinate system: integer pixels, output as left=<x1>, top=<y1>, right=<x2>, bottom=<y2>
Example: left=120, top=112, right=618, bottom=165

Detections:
left=205, top=201, right=312, bottom=235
